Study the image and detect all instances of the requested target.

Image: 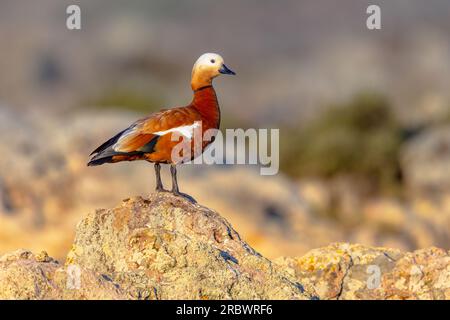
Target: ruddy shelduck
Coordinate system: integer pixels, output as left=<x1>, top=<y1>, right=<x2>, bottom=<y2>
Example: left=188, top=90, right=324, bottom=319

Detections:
left=88, top=53, right=235, bottom=201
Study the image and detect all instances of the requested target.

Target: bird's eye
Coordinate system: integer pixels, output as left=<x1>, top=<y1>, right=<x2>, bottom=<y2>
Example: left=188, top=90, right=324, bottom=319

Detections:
left=210, top=59, right=215, bottom=64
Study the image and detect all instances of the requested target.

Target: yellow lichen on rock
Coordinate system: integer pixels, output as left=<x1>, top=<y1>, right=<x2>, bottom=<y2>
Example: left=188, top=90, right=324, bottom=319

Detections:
left=275, top=243, right=450, bottom=300
left=2, top=193, right=450, bottom=300
left=65, top=192, right=313, bottom=300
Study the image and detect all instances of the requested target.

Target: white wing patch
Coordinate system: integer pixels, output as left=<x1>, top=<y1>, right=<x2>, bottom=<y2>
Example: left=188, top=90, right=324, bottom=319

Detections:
left=153, top=122, right=201, bottom=139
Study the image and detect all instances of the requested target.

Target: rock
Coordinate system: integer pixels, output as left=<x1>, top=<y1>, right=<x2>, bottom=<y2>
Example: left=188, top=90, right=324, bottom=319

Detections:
left=401, top=126, right=450, bottom=192
left=275, top=243, right=450, bottom=300
left=66, top=192, right=313, bottom=300
left=362, top=199, right=408, bottom=230
left=2, top=194, right=450, bottom=300
left=0, top=249, right=126, bottom=299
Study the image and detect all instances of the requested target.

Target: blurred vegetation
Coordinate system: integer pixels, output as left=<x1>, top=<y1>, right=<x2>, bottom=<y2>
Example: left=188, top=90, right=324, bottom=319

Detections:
left=84, top=87, right=164, bottom=114
left=444, top=107, right=450, bottom=124
left=281, top=92, right=404, bottom=193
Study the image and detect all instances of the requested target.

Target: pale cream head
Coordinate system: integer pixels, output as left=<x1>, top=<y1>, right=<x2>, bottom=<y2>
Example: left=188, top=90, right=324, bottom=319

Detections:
left=191, top=53, right=235, bottom=91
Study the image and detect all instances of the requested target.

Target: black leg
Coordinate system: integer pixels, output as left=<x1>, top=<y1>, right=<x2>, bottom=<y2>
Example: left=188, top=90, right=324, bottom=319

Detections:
left=170, top=164, right=196, bottom=203
left=170, top=164, right=179, bottom=194
left=154, top=163, right=164, bottom=191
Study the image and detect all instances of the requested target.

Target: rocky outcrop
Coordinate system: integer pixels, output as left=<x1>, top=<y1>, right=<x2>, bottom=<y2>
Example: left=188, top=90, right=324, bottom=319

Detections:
left=1, top=193, right=450, bottom=300
left=66, top=192, right=313, bottom=300
left=276, top=243, right=450, bottom=300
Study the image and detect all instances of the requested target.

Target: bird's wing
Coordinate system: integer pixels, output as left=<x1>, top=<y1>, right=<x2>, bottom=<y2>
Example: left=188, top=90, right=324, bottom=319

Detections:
left=109, top=107, right=201, bottom=153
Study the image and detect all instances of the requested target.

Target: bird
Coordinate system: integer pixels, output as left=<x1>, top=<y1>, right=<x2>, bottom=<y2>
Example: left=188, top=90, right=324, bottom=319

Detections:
left=87, top=53, right=235, bottom=202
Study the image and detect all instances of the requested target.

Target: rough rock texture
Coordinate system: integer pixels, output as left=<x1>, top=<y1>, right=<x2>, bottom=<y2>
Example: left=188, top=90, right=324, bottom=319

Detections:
left=2, top=193, right=450, bottom=300
left=276, top=243, right=450, bottom=300
left=0, top=249, right=126, bottom=299
left=66, top=192, right=313, bottom=300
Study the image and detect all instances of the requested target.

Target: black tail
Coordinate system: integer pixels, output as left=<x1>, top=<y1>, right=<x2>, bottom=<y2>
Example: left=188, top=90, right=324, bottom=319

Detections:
left=87, top=156, right=114, bottom=166
left=89, top=129, right=127, bottom=156
left=88, top=129, right=129, bottom=166
left=87, top=127, right=159, bottom=167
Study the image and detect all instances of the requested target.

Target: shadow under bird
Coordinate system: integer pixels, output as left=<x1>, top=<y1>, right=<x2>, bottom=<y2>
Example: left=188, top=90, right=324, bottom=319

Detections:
left=88, top=53, right=235, bottom=202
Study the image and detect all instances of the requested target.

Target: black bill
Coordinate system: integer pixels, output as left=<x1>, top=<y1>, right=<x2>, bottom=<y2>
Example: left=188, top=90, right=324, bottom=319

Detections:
left=219, top=64, right=236, bottom=75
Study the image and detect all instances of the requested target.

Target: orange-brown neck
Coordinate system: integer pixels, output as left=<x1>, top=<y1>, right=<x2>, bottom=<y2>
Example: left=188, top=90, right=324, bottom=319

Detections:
left=191, top=85, right=220, bottom=129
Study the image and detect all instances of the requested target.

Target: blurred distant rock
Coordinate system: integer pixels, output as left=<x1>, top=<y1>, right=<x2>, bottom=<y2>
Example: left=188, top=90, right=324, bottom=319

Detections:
left=188, top=168, right=344, bottom=258
left=0, top=107, right=146, bottom=256
left=401, top=126, right=450, bottom=192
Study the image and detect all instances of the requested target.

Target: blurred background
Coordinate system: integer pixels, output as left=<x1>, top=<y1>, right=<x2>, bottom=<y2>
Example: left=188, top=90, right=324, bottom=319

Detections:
left=0, top=0, right=449, bottom=261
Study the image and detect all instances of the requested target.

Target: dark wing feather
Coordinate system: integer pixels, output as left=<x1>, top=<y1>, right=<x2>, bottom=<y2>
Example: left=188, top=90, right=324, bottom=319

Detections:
left=87, top=120, right=160, bottom=166
left=89, top=128, right=128, bottom=156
